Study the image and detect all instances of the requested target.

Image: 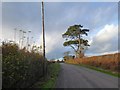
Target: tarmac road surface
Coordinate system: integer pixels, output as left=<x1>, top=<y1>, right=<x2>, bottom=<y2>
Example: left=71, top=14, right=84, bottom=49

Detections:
left=55, top=63, right=119, bottom=88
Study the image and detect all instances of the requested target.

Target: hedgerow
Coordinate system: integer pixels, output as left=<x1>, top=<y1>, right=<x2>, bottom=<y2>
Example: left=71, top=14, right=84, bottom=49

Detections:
left=2, top=42, right=44, bottom=88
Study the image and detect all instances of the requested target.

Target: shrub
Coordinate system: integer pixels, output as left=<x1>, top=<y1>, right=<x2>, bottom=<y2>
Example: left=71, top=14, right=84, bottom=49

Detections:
left=2, top=42, right=44, bottom=88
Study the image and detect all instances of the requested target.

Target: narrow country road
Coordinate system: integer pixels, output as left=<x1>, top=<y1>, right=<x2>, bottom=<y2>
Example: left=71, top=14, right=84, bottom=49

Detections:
left=55, top=63, right=118, bottom=88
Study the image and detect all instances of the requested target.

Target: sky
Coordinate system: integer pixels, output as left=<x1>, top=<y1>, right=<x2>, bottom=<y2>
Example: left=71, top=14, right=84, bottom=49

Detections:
left=1, top=1, right=119, bottom=60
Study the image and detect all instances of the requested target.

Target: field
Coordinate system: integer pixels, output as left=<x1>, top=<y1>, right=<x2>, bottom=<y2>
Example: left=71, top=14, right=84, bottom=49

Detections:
left=65, top=53, right=120, bottom=72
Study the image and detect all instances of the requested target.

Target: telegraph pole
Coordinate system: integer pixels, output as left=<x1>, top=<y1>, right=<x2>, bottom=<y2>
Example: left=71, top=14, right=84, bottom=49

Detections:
left=42, top=0, right=46, bottom=77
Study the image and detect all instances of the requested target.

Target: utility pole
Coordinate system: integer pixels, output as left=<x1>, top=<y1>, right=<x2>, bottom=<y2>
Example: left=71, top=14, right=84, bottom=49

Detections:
left=42, top=0, right=46, bottom=77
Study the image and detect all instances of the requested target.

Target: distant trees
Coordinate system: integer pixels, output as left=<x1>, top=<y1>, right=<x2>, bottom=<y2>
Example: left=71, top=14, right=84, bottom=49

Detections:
left=63, top=51, right=75, bottom=61
left=62, top=24, right=90, bottom=58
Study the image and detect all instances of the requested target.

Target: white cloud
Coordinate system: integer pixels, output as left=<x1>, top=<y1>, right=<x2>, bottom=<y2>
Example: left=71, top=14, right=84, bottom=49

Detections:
left=2, top=26, right=14, bottom=41
left=95, top=24, right=117, bottom=42
left=39, top=31, right=64, bottom=54
left=87, top=24, right=118, bottom=55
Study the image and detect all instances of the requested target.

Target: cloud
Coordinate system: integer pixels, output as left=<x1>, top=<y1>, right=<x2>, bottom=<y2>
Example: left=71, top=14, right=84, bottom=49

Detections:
left=2, top=2, right=118, bottom=59
left=86, top=2, right=118, bottom=32
left=39, top=29, right=64, bottom=53
left=95, top=24, right=117, bottom=42
left=2, top=0, right=120, bottom=2
left=86, top=24, right=118, bottom=55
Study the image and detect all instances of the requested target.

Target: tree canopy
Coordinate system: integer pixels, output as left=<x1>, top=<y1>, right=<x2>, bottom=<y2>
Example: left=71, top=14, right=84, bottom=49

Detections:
left=62, top=24, right=90, bottom=58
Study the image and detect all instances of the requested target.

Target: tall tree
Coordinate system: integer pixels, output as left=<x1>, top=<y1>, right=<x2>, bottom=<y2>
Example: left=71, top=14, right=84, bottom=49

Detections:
left=62, top=24, right=90, bottom=58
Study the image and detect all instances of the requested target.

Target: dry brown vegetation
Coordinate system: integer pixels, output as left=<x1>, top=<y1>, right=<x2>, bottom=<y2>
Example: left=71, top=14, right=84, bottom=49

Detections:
left=65, top=53, right=120, bottom=72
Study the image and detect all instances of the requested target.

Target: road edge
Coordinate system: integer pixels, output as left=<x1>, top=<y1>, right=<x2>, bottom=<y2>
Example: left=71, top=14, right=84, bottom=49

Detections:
left=66, top=63, right=120, bottom=78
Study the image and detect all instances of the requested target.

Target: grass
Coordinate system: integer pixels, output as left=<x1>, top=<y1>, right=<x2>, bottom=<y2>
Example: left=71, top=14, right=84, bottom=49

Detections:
left=68, top=63, right=120, bottom=78
left=32, top=63, right=61, bottom=88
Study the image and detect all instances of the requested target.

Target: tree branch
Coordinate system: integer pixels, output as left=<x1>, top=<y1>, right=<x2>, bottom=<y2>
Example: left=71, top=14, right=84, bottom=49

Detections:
left=70, top=45, right=77, bottom=52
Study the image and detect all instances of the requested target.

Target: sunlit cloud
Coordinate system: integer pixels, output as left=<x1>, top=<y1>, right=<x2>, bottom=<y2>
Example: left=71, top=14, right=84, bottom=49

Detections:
left=87, top=24, right=118, bottom=55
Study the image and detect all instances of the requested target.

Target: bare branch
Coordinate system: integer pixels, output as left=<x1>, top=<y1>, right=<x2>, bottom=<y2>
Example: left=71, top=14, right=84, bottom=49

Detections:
left=70, top=45, right=77, bottom=52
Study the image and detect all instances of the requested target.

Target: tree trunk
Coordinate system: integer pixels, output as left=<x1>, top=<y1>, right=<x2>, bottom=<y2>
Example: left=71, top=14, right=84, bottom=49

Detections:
left=79, top=52, right=84, bottom=58
left=76, top=50, right=84, bottom=58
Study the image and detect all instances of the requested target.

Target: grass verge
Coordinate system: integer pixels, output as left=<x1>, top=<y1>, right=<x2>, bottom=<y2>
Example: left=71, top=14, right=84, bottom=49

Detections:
left=32, top=63, right=61, bottom=88
left=68, top=63, right=120, bottom=78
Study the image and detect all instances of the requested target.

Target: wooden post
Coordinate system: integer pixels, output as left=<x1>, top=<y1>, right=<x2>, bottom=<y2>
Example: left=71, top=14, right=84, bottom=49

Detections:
left=42, top=0, right=46, bottom=77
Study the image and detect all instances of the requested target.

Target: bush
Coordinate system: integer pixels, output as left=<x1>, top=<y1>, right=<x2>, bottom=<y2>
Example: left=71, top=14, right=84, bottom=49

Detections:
left=2, top=42, right=44, bottom=88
